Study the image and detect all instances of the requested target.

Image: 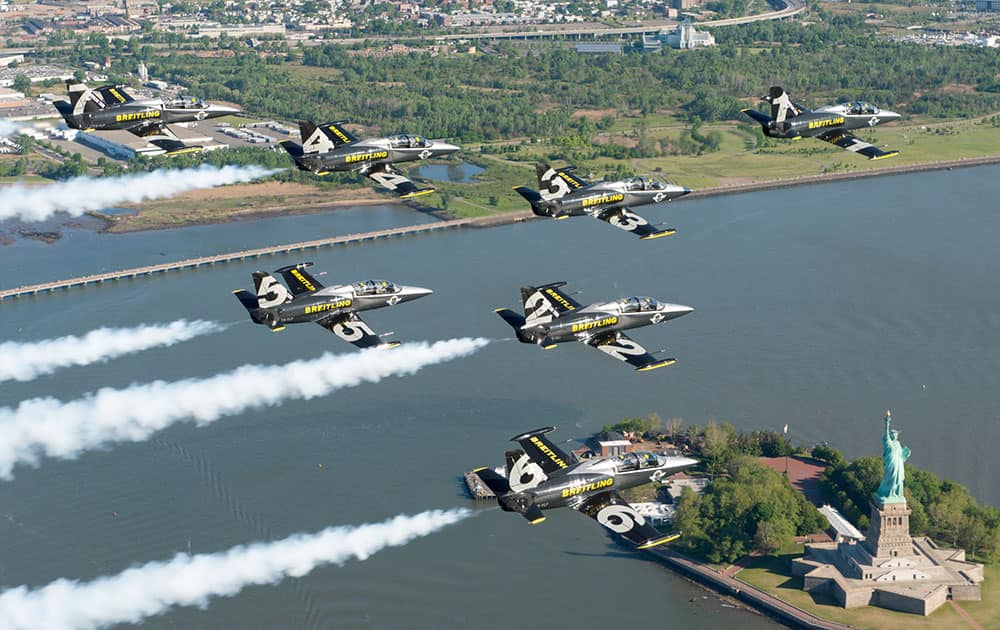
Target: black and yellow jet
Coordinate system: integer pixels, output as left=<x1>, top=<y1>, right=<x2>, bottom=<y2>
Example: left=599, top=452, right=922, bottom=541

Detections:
left=474, top=426, right=697, bottom=549
left=515, top=164, right=690, bottom=240
left=53, top=80, right=239, bottom=155
left=742, top=86, right=901, bottom=160
left=280, top=121, right=459, bottom=199
left=233, top=262, right=432, bottom=349
left=495, top=282, right=693, bottom=372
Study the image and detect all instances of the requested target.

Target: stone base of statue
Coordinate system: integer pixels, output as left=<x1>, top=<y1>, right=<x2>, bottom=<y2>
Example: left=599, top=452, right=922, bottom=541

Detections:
left=793, top=496, right=984, bottom=615
left=865, top=500, right=913, bottom=559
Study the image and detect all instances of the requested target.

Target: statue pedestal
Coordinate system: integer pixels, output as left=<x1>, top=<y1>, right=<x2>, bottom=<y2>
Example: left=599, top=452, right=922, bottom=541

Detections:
left=865, top=500, right=913, bottom=559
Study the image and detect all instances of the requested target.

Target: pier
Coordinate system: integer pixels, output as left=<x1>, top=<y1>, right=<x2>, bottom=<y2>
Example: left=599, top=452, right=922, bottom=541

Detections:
left=0, top=211, right=534, bottom=302
left=648, top=548, right=858, bottom=630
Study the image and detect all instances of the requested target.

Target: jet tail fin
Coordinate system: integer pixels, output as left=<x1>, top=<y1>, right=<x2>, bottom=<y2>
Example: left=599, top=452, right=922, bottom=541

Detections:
left=510, top=426, right=575, bottom=474
left=252, top=271, right=291, bottom=309
left=513, top=186, right=553, bottom=217
left=766, top=86, right=800, bottom=123
left=495, top=308, right=533, bottom=343
left=299, top=120, right=357, bottom=154
left=232, top=289, right=264, bottom=324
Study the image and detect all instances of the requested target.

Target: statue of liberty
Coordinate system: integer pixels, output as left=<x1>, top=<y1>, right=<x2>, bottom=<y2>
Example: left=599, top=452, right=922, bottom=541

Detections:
left=876, top=410, right=910, bottom=503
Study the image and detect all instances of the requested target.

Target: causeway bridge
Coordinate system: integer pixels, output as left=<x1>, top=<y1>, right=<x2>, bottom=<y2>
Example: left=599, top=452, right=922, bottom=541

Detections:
left=0, top=212, right=533, bottom=302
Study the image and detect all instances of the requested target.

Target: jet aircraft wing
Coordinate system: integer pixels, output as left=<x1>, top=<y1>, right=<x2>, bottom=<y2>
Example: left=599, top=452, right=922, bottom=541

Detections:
left=596, top=207, right=674, bottom=240
left=740, top=108, right=773, bottom=125
left=275, top=264, right=324, bottom=296
left=817, top=130, right=898, bottom=160
left=128, top=123, right=201, bottom=155
left=317, top=312, right=399, bottom=349
left=364, top=163, right=434, bottom=199
left=574, top=490, right=680, bottom=549
left=586, top=332, right=676, bottom=372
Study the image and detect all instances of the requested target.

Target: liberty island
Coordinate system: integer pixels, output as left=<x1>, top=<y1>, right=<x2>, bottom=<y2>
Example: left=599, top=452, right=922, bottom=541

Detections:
left=793, top=412, right=984, bottom=615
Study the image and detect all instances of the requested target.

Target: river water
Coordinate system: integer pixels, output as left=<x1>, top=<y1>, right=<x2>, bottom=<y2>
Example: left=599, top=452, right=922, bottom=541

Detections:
left=0, top=166, right=997, bottom=629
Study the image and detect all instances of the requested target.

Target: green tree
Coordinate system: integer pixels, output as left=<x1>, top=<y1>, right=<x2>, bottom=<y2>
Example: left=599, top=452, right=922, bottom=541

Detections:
left=12, top=74, right=31, bottom=96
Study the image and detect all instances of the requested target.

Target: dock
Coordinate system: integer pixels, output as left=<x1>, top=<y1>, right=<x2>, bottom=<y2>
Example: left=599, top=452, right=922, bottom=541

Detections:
left=0, top=211, right=534, bottom=302
left=463, top=471, right=497, bottom=500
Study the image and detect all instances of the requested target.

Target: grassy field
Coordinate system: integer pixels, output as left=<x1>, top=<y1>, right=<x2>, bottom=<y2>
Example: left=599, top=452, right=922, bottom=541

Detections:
left=107, top=181, right=383, bottom=233
left=736, top=544, right=998, bottom=630
left=409, top=113, right=1000, bottom=219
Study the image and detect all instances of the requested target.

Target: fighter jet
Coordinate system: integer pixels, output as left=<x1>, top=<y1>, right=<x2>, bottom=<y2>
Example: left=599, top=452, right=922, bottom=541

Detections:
left=233, top=262, right=432, bottom=349
left=495, top=282, right=693, bottom=372
left=514, top=163, right=690, bottom=240
left=742, top=86, right=902, bottom=160
left=53, top=79, right=240, bottom=155
left=279, top=121, right=460, bottom=199
left=473, top=426, right=698, bottom=549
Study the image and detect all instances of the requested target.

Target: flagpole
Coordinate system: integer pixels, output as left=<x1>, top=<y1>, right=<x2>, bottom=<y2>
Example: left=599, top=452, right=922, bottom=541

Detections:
left=783, top=423, right=790, bottom=475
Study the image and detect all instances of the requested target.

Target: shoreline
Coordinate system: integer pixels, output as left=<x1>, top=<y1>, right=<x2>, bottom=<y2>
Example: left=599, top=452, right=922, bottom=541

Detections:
left=103, top=155, right=1000, bottom=235
left=683, top=155, right=1000, bottom=201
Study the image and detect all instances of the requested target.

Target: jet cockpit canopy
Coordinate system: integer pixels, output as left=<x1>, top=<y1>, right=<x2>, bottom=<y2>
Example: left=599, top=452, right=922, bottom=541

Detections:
left=615, top=452, right=662, bottom=472
left=618, top=296, right=661, bottom=313
left=353, top=280, right=400, bottom=296
left=623, top=176, right=667, bottom=192
left=845, top=101, right=879, bottom=116
left=168, top=95, right=206, bottom=109
left=388, top=135, right=430, bottom=149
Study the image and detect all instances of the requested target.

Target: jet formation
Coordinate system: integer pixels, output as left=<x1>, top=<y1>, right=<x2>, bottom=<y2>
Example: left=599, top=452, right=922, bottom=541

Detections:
left=233, top=262, right=432, bottom=349
left=495, top=282, right=693, bottom=371
left=280, top=121, right=460, bottom=199
left=742, top=86, right=901, bottom=160
left=515, top=164, right=690, bottom=240
left=54, top=79, right=240, bottom=155
left=474, top=426, right=698, bottom=548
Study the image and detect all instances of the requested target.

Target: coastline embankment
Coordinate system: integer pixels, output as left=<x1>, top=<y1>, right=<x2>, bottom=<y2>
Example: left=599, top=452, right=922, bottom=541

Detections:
left=3, top=155, right=998, bottom=301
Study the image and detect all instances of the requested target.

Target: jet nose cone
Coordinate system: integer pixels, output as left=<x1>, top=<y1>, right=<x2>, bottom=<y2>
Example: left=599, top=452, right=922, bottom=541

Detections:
left=206, top=104, right=242, bottom=117
left=400, top=286, right=434, bottom=301
left=881, top=110, right=902, bottom=121
left=656, top=454, right=699, bottom=470
left=432, top=141, right=460, bottom=156
left=663, top=304, right=695, bottom=318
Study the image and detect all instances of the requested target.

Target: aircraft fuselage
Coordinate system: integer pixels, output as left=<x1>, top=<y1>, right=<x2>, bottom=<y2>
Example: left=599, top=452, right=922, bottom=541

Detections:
left=268, top=283, right=432, bottom=327
left=766, top=107, right=901, bottom=140
left=502, top=453, right=697, bottom=512
left=518, top=300, right=693, bottom=345
left=542, top=181, right=689, bottom=219
left=293, top=138, right=459, bottom=174
left=57, top=99, right=238, bottom=132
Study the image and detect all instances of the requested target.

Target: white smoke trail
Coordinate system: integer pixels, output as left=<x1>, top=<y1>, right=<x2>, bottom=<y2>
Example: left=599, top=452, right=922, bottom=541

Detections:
left=0, top=119, right=21, bottom=137
left=0, top=507, right=471, bottom=630
left=0, top=164, right=281, bottom=222
left=0, top=338, right=489, bottom=478
left=0, top=320, right=226, bottom=383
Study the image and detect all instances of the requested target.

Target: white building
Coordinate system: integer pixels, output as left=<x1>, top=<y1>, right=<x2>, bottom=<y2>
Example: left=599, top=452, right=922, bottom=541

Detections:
left=665, top=19, right=715, bottom=49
